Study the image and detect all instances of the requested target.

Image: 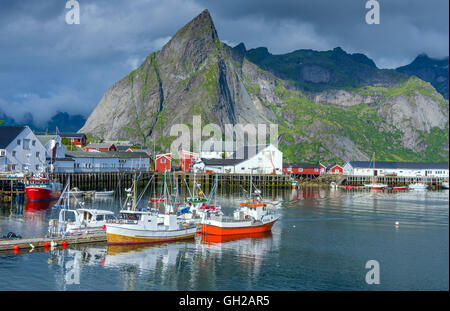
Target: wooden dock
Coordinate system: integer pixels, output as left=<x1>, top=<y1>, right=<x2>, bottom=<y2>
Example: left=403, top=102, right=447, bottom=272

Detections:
left=49, top=172, right=292, bottom=191
left=0, top=176, right=26, bottom=202
left=0, top=233, right=106, bottom=252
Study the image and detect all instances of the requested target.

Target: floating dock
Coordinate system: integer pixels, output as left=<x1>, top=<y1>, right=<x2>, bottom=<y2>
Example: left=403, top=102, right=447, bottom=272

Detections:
left=0, top=233, right=106, bottom=252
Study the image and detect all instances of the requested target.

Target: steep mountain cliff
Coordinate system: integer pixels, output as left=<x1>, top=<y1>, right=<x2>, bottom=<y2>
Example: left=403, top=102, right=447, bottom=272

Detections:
left=396, top=54, right=449, bottom=100
left=80, top=9, right=449, bottom=163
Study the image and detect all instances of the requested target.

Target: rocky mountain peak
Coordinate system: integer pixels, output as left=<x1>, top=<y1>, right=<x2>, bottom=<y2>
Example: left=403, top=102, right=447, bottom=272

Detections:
left=159, top=9, right=219, bottom=74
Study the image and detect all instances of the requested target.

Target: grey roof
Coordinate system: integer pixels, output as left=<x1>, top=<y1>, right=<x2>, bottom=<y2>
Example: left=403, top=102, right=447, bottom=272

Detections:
left=283, top=162, right=321, bottom=169
left=202, top=158, right=245, bottom=166
left=66, top=151, right=150, bottom=159
left=36, top=134, right=57, bottom=146
left=116, top=145, right=132, bottom=151
left=85, top=142, right=116, bottom=149
left=347, top=161, right=449, bottom=170
left=0, top=126, right=26, bottom=148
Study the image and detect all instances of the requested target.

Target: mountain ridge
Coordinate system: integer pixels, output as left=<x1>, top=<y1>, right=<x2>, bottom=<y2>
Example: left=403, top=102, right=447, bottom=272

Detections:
left=79, top=9, right=449, bottom=163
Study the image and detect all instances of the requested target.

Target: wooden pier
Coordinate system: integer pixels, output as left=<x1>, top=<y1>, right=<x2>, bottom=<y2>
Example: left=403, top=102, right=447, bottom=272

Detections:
left=48, top=172, right=292, bottom=191
left=0, top=176, right=26, bottom=202
left=0, top=233, right=106, bottom=252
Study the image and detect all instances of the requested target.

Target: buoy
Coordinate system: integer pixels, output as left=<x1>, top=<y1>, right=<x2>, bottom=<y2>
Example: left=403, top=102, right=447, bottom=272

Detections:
left=44, top=242, right=50, bottom=248
left=293, top=225, right=296, bottom=228
left=395, top=221, right=399, bottom=226
left=13, top=245, right=19, bottom=253
left=102, top=225, right=106, bottom=230
left=62, top=240, right=68, bottom=248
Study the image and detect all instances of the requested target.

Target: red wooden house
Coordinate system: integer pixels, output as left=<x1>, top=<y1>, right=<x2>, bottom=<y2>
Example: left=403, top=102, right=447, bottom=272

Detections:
left=155, top=153, right=172, bottom=172
left=326, top=164, right=343, bottom=174
left=283, top=163, right=321, bottom=176
left=179, top=151, right=200, bottom=172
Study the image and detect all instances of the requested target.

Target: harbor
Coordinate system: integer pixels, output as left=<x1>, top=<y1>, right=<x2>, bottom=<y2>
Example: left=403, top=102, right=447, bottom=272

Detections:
left=0, top=186, right=448, bottom=290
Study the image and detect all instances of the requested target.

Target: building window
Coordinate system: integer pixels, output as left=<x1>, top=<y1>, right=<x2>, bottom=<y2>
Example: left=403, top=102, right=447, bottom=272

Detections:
left=23, top=139, right=30, bottom=150
left=161, top=158, right=166, bottom=163
left=32, top=140, right=36, bottom=146
left=35, top=165, right=39, bottom=170
left=12, top=151, right=16, bottom=157
left=36, top=152, right=40, bottom=158
left=17, top=139, right=21, bottom=145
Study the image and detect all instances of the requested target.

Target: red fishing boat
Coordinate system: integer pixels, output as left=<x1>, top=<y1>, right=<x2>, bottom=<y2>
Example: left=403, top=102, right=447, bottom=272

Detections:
left=393, top=186, right=408, bottom=190
left=25, top=178, right=62, bottom=201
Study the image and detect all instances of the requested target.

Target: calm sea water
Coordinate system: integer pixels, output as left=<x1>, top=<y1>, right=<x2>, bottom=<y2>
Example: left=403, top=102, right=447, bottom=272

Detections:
left=0, top=187, right=448, bottom=291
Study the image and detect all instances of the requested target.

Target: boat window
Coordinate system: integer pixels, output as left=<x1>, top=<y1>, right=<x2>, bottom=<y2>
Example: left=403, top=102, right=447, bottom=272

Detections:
left=120, top=213, right=140, bottom=221
left=96, top=215, right=104, bottom=221
left=105, top=214, right=116, bottom=221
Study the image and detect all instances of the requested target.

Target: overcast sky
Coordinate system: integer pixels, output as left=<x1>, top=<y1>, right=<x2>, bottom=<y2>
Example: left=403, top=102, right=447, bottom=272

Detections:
left=0, top=0, right=448, bottom=126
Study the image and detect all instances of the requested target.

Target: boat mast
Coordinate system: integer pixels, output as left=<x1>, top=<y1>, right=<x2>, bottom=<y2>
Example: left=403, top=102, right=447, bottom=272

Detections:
left=132, top=171, right=136, bottom=211
left=373, top=152, right=375, bottom=183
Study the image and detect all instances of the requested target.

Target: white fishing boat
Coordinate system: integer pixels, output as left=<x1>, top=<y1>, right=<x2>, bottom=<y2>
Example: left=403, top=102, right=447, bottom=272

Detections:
left=106, top=173, right=197, bottom=245
left=442, top=181, right=449, bottom=189
left=49, top=178, right=117, bottom=236
left=94, top=190, right=115, bottom=197
left=363, top=153, right=388, bottom=190
left=408, top=183, right=429, bottom=190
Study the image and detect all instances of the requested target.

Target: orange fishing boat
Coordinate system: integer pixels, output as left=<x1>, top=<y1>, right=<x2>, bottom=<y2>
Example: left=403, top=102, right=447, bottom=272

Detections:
left=200, top=173, right=279, bottom=236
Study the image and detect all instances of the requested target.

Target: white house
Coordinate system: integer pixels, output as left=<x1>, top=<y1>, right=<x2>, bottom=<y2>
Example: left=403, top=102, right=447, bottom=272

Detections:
left=202, top=144, right=283, bottom=174
left=0, top=126, right=47, bottom=175
left=343, top=161, right=449, bottom=178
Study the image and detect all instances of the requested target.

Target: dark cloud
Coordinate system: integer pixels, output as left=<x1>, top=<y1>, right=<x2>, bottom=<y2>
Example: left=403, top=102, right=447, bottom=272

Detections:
left=0, top=0, right=448, bottom=126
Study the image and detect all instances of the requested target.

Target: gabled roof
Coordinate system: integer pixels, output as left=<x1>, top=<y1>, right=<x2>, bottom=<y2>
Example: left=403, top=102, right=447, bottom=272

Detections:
left=347, top=161, right=449, bottom=170
left=326, top=164, right=342, bottom=170
left=85, top=142, right=116, bottom=149
left=36, top=134, right=58, bottom=147
left=0, top=126, right=27, bottom=148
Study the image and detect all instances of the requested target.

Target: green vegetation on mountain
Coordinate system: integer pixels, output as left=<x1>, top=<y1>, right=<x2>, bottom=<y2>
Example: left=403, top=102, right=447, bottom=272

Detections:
left=79, top=9, right=449, bottom=164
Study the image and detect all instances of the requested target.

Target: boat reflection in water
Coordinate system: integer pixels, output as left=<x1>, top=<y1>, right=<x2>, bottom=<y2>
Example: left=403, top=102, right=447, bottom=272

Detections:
left=25, top=200, right=56, bottom=212
left=200, top=231, right=272, bottom=245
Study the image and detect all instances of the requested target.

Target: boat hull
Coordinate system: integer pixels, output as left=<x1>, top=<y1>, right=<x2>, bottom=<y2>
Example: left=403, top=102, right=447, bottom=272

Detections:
left=393, top=187, right=408, bottom=190
left=25, top=188, right=61, bottom=201
left=106, top=225, right=197, bottom=245
left=200, top=218, right=278, bottom=236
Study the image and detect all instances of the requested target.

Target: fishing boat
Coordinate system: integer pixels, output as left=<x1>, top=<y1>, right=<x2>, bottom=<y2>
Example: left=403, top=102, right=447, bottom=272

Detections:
left=25, top=177, right=62, bottom=201
left=393, top=186, right=408, bottom=190
left=408, top=183, right=429, bottom=190
left=94, top=190, right=115, bottom=197
left=48, top=178, right=116, bottom=236
left=200, top=172, right=279, bottom=236
left=68, top=187, right=85, bottom=198
left=106, top=173, right=197, bottom=245
left=178, top=173, right=223, bottom=224
left=442, top=181, right=449, bottom=189
left=364, top=153, right=388, bottom=190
